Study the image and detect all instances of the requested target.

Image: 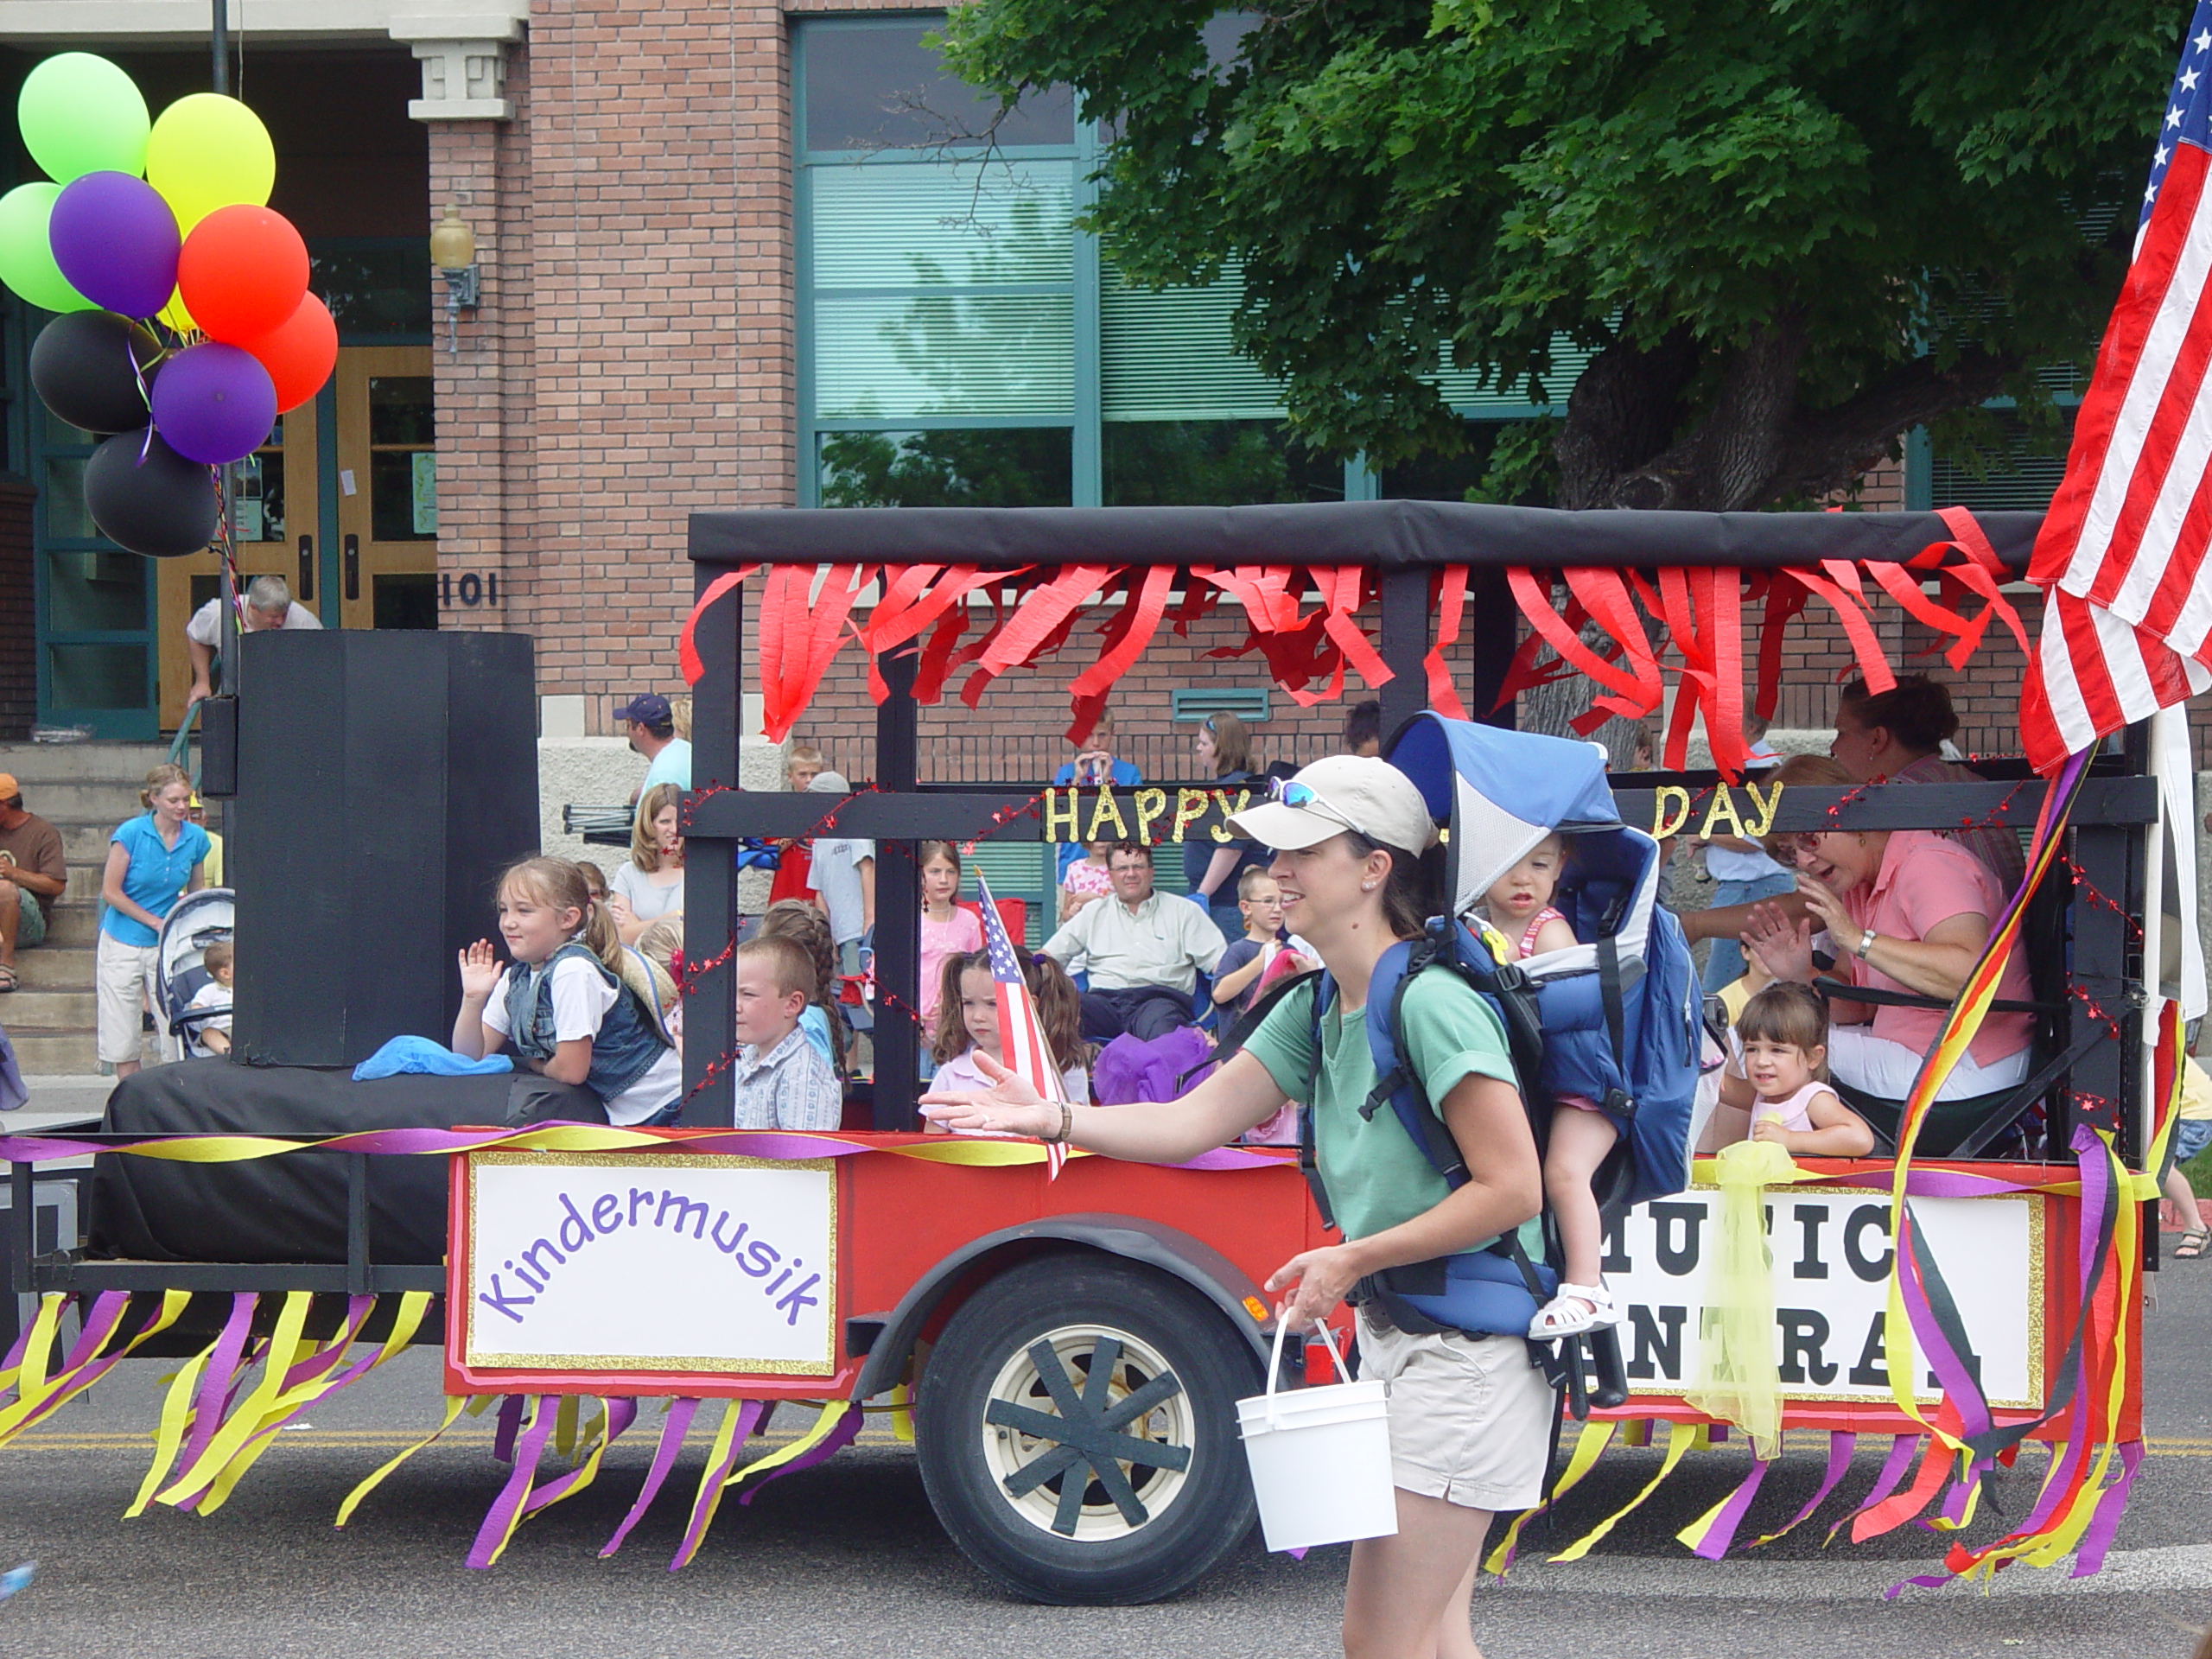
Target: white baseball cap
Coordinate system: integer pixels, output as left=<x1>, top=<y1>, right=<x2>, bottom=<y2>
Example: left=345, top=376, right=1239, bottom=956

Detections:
left=1228, top=755, right=1437, bottom=854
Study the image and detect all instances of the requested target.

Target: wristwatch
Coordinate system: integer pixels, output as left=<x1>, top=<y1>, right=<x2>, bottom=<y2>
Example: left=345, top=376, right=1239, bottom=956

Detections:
left=1854, top=926, right=1878, bottom=960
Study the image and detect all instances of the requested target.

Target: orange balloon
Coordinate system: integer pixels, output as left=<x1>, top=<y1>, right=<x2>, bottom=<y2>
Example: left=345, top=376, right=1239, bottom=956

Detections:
left=237, top=290, right=335, bottom=413
left=176, top=203, right=308, bottom=344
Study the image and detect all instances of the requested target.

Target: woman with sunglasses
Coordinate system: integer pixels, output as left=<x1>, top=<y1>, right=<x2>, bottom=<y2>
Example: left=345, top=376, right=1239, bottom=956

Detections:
left=1738, top=753, right=2036, bottom=1103
left=1188, top=712, right=1270, bottom=940
left=925, top=756, right=1549, bottom=1659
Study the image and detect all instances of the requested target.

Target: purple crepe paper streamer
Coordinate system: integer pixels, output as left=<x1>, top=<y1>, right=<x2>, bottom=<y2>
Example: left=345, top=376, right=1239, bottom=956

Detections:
left=1688, top=1454, right=1775, bottom=1560
left=2069, top=1440, right=2145, bottom=1578
left=493, top=1393, right=525, bottom=1464
left=601, top=1397, right=701, bottom=1559
left=670, top=1398, right=766, bottom=1571
left=1749, top=1431, right=1856, bottom=1548
left=169, top=1294, right=257, bottom=1491
left=467, top=1395, right=559, bottom=1569
left=522, top=1399, right=639, bottom=1516
left=1828, top=1433, right=1919, bottom=1545
left=735, top=1402, right=863, bottom=1506
left=8, top=1292, right=131, bottom=1430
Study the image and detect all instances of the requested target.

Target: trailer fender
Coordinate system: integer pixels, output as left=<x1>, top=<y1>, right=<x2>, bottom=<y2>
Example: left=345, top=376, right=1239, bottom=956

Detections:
left=849, top=1212, right=1275, bottom=1399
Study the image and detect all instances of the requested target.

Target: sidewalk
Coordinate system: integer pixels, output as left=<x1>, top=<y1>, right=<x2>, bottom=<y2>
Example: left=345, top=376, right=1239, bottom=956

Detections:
left=3, top=1073, right=114, bottom=1133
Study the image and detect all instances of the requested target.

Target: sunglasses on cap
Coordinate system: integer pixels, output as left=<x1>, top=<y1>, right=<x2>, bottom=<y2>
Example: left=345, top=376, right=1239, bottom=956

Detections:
left=1268, top=775, right=1363, bottom=834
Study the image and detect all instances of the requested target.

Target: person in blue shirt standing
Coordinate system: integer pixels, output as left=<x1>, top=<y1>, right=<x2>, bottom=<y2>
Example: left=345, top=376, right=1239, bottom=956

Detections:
left=1052, top=710, right=1141, bottom=885
left=616, top=692, right=691, bottom=800
left=98, top=763, right=208, bottom=1077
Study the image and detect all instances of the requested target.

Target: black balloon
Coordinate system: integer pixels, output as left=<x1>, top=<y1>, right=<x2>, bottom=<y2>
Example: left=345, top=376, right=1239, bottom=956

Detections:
left=29, top=310, right=161, bottom=435
left=84, top=428, right=216, bottom=558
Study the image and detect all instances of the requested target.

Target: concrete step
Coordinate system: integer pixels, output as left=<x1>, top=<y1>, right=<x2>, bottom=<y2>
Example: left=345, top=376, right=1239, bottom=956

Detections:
left=9, top=1027, right=99, bottom=1072
left=6, top=987, right=93, bottom=1026
left=0, top=742, right=172, bottom=785
left=10, top=781, right=174, bottom=823
left=37, top=905, right=100, bottom=946
left=60, top=866, right=105, bottom=906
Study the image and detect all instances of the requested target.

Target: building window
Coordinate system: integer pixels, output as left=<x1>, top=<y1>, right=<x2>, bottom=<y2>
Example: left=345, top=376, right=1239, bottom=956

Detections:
left=794, top=16, right=1568, bottom=508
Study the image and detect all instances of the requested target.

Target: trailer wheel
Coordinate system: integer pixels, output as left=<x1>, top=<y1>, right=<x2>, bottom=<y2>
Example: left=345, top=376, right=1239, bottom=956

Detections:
left=915, top=1252, right=1261, bottom=1605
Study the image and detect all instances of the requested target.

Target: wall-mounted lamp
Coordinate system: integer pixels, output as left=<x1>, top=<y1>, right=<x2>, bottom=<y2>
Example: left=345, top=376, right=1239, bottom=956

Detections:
left=429, top=203, right=479, bottom=353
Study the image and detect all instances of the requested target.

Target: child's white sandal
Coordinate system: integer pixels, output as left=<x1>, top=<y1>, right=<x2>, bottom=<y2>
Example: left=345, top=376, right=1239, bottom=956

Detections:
left=1528, top=1282, right=1620, bottom=1340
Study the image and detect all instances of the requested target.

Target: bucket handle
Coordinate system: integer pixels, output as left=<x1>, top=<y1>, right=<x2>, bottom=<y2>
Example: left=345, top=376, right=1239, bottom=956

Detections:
left=1263, top=1309, right=1355, bottom=1427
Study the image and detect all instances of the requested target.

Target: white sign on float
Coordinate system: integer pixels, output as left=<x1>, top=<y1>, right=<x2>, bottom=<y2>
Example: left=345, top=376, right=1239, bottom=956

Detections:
left=463, top=1153, right=838, bottom=1376
left=1604, top=1186, right=2044, bottom=1408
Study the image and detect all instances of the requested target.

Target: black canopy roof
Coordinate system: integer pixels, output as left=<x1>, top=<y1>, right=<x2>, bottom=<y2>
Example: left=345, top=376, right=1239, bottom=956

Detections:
left=690, top=500, right=2043, bottom=572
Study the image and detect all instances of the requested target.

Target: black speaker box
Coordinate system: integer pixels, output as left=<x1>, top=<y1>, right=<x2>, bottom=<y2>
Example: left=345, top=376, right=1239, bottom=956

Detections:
left=230, top=630, right=538, bottom=1066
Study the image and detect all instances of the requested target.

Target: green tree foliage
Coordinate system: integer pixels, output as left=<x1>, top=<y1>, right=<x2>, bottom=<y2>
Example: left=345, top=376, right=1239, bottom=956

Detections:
left=941, top=0, right=2176, bottom=509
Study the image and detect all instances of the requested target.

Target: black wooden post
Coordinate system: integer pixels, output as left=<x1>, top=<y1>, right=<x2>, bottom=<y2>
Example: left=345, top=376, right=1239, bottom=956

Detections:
left=2065, top=821, right=2140, bottom=1156
left=872, top=645, right=921, bottom=1128
left=682, top=551, right=742, bottom=1128
left=1468, top=569, right=1517, bottom=729
left=1378, top=567, right=1429, bottom=740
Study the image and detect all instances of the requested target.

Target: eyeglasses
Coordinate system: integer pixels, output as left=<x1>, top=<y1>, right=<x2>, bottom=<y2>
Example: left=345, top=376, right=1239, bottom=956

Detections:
left=1268, top=776, right=1362, bottom=834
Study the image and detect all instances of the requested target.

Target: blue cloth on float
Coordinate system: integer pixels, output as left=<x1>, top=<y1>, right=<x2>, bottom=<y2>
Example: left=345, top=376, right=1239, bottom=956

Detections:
left=352, top=1036, right=513, bottom=1081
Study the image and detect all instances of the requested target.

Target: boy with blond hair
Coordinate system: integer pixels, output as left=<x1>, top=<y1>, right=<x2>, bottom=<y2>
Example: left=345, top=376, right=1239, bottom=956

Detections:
left=730, top=935, right=843, bottom=1129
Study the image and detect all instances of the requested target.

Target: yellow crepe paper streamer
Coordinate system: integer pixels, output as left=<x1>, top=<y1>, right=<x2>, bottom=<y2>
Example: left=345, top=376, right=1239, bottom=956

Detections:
left=884, top=1382, right=916, bottom=1445
left=0, top=1295, right=65, bottom=1434
left=0, top=1290, right=189, bottom=1449
left=1484, top=1420, right=1615, bottom=1575
left=671, top=1395, right=759, bottom=1570
left=157, top=1291, right=314, bottom=1509
left=337, top=1394, right=494, bottom=1528
left=1684, top=1139, right=1814, bottom=1459
left=725, top=1398, right=854, bottom=1491
left=1550, top=1420, right=1697, bottom=1563
left=130, top=1341, right=218, bottom=1518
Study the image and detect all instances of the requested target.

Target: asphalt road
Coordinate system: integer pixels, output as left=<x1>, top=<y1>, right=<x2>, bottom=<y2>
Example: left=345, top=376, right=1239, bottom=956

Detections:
left=0, top=1261, right=2206, bottom=1659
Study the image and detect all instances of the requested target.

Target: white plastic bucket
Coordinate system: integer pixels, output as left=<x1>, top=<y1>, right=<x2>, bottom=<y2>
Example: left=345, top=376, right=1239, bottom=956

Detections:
left=1236, top=1317, right=1399, bottom=1553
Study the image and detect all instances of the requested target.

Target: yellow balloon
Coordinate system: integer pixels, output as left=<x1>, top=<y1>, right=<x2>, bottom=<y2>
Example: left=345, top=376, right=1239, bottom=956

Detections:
left=145, top=92, right=274, bottom=234
left=158, top=284, right=197, bottom=336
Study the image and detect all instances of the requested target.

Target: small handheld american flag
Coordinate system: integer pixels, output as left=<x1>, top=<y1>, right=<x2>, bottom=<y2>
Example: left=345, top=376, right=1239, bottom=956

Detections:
left=973, top=873, right=1072, bottom=1178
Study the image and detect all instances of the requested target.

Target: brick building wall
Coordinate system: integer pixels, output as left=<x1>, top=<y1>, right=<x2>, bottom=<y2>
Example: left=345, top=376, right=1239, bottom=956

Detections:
left=418, top=6, right=2204, bottom=773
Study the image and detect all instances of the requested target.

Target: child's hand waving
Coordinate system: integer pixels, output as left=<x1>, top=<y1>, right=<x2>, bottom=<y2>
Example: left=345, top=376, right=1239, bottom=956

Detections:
left=457, top=939, right=503, bottom=1000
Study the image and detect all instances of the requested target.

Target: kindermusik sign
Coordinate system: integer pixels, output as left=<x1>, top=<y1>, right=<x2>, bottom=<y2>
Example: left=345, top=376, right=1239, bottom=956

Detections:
left=1606, top=1184, right=2045, bottom=1408
left=456, top=1151, right=838, bottom=1378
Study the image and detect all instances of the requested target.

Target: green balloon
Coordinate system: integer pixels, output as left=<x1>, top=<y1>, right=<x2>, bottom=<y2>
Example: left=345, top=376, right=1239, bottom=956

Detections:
left=0, top=183, right=92, bottom=314
left=18, top=53, right=150, bottom=183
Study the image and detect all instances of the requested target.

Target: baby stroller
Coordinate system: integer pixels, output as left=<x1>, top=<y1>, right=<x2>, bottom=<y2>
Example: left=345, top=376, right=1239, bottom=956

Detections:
left=156, top=887, right=234, bottom=1060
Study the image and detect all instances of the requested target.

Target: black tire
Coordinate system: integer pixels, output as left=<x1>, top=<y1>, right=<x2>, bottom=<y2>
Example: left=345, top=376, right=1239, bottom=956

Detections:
left=915, top=1251, right=1262, bottom=1605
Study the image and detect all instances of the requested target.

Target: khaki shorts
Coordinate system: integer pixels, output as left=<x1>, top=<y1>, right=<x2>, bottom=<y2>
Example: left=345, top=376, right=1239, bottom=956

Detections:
left=1356, top=1306, right=1555, bottom=1512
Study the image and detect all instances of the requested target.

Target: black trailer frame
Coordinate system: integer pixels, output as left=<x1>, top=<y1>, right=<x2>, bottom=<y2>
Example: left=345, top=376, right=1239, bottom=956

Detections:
left=677, top=502, right=2157, bottom=1177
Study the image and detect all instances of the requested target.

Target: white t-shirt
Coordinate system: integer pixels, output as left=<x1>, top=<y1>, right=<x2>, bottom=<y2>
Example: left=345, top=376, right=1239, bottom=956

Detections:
left=482, top=957, right=683, bottom=1126
left=186, top=978, right=232, bottom=1054
left=185, top=597, right=323, bottom=646
left=810, top=837, right=874, bottom=946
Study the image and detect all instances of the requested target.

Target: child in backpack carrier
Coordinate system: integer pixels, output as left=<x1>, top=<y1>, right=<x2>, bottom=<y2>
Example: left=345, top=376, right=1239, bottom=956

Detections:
left=1481, top=832, right=1621, bottom=1339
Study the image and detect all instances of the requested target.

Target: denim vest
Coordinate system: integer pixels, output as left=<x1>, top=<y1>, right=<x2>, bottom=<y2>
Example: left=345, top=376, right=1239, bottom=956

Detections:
left=503, top=941, right=667, bottom=1103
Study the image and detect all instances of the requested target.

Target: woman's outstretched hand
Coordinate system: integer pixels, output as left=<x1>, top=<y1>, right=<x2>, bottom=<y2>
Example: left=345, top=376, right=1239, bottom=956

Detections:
left=1265, top=1244, right=1364, bottom=1333
left=1793, top=869, right=1853, bottom=940
left=918, top=1048, right=1060, bottom=1139
left=1741, top=901, right=1815, bottom=984
left=457, top=939, right=502, bottom=1000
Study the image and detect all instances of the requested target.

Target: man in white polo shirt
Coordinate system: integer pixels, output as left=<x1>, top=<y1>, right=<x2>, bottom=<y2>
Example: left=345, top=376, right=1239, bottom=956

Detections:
left=1043, top=842, right=1226, bottom=1044
left=183, top=574, right=321, bottom=704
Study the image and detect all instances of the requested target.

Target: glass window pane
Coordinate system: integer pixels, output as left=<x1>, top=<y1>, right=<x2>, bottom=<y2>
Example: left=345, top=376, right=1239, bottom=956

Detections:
left=236, top=450, right=286, bottom=542
left=46, top=549, right=147, bottom=632
left=373, top=573, right=439, bottom=629
left=1379, top=421, right=1548, bottom=503
left=48, top=642, right=146, bottom=709
left=44, top=457, right=94, bottom=539
left=804, top=22, right=1072, bottom=153
left=313, top=243, right=434, bottom=338
left=370, top=450, right=436, bottom=540
left=369, top=378, right=435, bottom=446
left=1103, top=420, right=1343, bottom=506
left=42, top=406, right=97, bottom=448
left=810, top=160, right=1073, bottom=288
left=815, top=292, right=1073, bottom=419
left=1101, top=262, right=1286, bottom=422
left=818, top=428, right=1072, bottom=507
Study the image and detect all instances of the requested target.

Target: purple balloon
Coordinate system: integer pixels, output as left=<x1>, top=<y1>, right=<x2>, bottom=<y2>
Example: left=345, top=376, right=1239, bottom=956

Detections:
left=149, top=341, right=275, bottom=466
left=48, top=172, right=180, bottom=320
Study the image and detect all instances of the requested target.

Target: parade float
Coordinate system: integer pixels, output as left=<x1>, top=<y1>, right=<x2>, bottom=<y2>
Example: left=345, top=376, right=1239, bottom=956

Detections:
left=2, top=494, right=2184, bottom=1605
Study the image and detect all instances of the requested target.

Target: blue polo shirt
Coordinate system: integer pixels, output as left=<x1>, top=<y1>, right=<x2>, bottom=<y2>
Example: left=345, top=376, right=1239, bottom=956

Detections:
left=102, top=814, right=210, bottom=947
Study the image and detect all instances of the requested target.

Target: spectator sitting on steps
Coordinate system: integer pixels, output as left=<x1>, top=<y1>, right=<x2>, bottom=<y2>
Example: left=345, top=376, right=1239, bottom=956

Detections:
left=183, top=574, right=321, bottom=705
left=1042, top=841, right=1226, bottom=1045
left=0, top=773, right=67, bottom=996
left=616, top=692, right=692, bottom=803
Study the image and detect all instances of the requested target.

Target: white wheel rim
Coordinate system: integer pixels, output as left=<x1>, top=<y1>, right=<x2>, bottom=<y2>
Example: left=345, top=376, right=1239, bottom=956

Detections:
left=979, top=1321, right=1196, bottom=1541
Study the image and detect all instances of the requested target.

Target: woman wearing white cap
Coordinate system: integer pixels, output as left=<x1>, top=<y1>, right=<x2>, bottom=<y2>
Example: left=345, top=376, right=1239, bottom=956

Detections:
left=924, top=753, right=1548, bottom=1659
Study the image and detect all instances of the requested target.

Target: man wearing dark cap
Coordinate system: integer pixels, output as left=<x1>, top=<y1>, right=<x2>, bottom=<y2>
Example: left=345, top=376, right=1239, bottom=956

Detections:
left=616, top=692, right=691, bottom=799
left=0, top=774, right=67, bottom=995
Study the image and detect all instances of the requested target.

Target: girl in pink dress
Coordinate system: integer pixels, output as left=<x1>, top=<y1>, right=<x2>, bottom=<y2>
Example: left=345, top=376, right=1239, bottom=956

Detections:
left=917, top=841, right=984, bottom=1028
left=1707, top=982, right=1875, bottom=1157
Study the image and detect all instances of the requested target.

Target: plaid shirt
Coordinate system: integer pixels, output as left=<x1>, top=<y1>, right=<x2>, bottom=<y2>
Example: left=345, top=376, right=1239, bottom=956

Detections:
left=731, top=1023, right=843, bottom=1130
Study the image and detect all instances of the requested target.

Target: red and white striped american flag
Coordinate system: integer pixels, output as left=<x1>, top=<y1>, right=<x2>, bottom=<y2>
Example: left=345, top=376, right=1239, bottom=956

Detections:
left=973, top=873, right=1072, bottom=1178
left=2022, top=3, right=2212, bottom=770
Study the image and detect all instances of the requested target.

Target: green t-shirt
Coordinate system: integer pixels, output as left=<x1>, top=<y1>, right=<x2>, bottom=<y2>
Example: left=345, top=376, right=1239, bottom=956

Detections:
left=1243, top=970, right=1526, bottom=1243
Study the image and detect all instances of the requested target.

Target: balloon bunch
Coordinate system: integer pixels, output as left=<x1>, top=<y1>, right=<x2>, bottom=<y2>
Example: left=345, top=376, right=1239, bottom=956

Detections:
left=0, top=53, right=337, bottom=557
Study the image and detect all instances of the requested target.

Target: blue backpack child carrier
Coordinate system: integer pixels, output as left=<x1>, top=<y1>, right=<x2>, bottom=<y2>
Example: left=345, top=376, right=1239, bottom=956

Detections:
left=1283, top=714, right=1703, bottom=1345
